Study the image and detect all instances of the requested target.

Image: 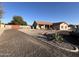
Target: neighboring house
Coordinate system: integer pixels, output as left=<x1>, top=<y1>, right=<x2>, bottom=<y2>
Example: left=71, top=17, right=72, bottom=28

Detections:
left=76, top=25, right=79, bottom=29
left=69, top=24, right=79, bottom=31
left=32, top=21, right=53, bottom=29
left=52, top=22, right=69, bottom=30
left=68, top=24, right=77, bottom=31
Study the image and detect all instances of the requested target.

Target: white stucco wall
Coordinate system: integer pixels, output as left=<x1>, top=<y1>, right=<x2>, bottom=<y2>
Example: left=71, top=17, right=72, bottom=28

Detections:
left=36, top=25, right=45, bottom=29
left=41, top=25, right=45, bottom=29
left=60, top=23, right=68, bottom=30
left=36, top=25, right=41, bottom=29
left=0, top=24, right=5, bottom=29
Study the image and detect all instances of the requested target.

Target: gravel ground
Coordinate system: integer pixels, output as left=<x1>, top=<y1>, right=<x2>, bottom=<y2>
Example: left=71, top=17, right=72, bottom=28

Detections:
left=19, top=29, right=75, bottom=50
left=0, top=28, right=5, bottom=36
left=19, top=29, right=56, bottom=37
left=0, top=29, right=79, bottom=57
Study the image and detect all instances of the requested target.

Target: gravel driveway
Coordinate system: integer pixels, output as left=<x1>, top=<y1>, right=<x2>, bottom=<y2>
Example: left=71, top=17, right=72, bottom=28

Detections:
left=0, top=29, right=79, bottom=57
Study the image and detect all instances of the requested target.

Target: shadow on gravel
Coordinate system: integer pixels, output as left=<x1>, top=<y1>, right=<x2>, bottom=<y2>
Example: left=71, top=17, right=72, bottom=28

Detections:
left=63, top=35, right=79, bottom=46
left=56, top=31, right=79, bottom=47
left=37, top=31, right=79, bottom=47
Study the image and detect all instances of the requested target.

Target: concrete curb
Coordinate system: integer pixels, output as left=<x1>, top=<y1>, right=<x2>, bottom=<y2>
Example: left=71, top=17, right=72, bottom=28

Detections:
left=19, top=30, right=79, bottom=53
left=38, top=38, right=79, bottom=53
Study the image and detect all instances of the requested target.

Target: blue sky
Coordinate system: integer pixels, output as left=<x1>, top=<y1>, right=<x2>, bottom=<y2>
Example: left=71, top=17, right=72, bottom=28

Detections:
left=1, top=2, right=79, bottom=25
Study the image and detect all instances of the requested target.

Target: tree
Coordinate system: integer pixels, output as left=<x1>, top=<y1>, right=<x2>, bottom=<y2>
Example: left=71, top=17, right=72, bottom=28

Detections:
left=8, top=16, right=27, bottom=25
left=0, top=3, right=3, bottom=24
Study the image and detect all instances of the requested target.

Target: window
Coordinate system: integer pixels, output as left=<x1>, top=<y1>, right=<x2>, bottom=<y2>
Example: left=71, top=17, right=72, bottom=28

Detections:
left=65, top=26, right=67, bottom=29
left=61, top=26, right=63, bottom=29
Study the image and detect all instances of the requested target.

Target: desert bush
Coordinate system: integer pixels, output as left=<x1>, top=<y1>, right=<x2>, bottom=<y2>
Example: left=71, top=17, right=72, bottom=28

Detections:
left=52, top=33, right=64, bottom=42
left=44, top=33, right=64, bottom=42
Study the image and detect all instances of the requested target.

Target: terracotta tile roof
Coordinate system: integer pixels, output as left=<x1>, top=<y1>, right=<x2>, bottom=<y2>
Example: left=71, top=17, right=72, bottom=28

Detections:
left=36, top=21, right=53, bottom=25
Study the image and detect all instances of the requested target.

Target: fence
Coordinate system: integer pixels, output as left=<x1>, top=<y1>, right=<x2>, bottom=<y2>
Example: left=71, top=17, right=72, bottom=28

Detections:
left=5, top=25, right=31, bottom=30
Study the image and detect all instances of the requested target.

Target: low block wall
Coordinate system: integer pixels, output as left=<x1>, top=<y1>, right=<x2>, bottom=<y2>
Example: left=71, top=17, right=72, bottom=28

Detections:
left=5, top=25, right=31, bottom=30
left=11, top=25, right=20, bottom=30
left=20, top=26, right=31, bottom=29
left=0, top=24, right=5, bottom=29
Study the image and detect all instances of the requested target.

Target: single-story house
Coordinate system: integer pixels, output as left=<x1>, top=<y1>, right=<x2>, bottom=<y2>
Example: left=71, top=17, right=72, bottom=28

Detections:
left=76, top=25, right=79, bottom=29
left=32, top=21, right=53, bottom=29
left=52, top=22, right=69, bottom=30
left=69, top=24, right=78, bottom=31
left=68, top=24, right=79, bottom=31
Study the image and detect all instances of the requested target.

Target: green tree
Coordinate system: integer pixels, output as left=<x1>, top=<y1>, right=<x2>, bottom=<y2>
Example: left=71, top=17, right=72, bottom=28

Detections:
left=8, top=16, right=27, bottom=25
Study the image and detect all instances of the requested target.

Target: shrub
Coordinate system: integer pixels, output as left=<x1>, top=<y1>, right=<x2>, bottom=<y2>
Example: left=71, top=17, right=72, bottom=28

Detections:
left=52, top=33, right=64, bottom=42
left=43, top=32, right=64, bottom=42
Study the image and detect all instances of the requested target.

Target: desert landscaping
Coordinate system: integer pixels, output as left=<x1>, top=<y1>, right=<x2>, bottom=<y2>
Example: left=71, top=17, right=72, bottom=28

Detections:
left=0, top=19, right=79, bottom=57
left=0, top=28, right=79, bottom=56
left=0, top=2, right=79, bottom=57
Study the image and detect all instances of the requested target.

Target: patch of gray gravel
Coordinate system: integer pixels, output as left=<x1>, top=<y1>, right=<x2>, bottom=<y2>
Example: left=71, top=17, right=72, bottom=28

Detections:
left=0, top=29, right=79, bottom=57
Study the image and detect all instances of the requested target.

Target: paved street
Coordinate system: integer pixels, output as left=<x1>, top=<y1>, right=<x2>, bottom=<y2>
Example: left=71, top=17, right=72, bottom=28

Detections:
left=0, top=29, right=79, bottom=57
